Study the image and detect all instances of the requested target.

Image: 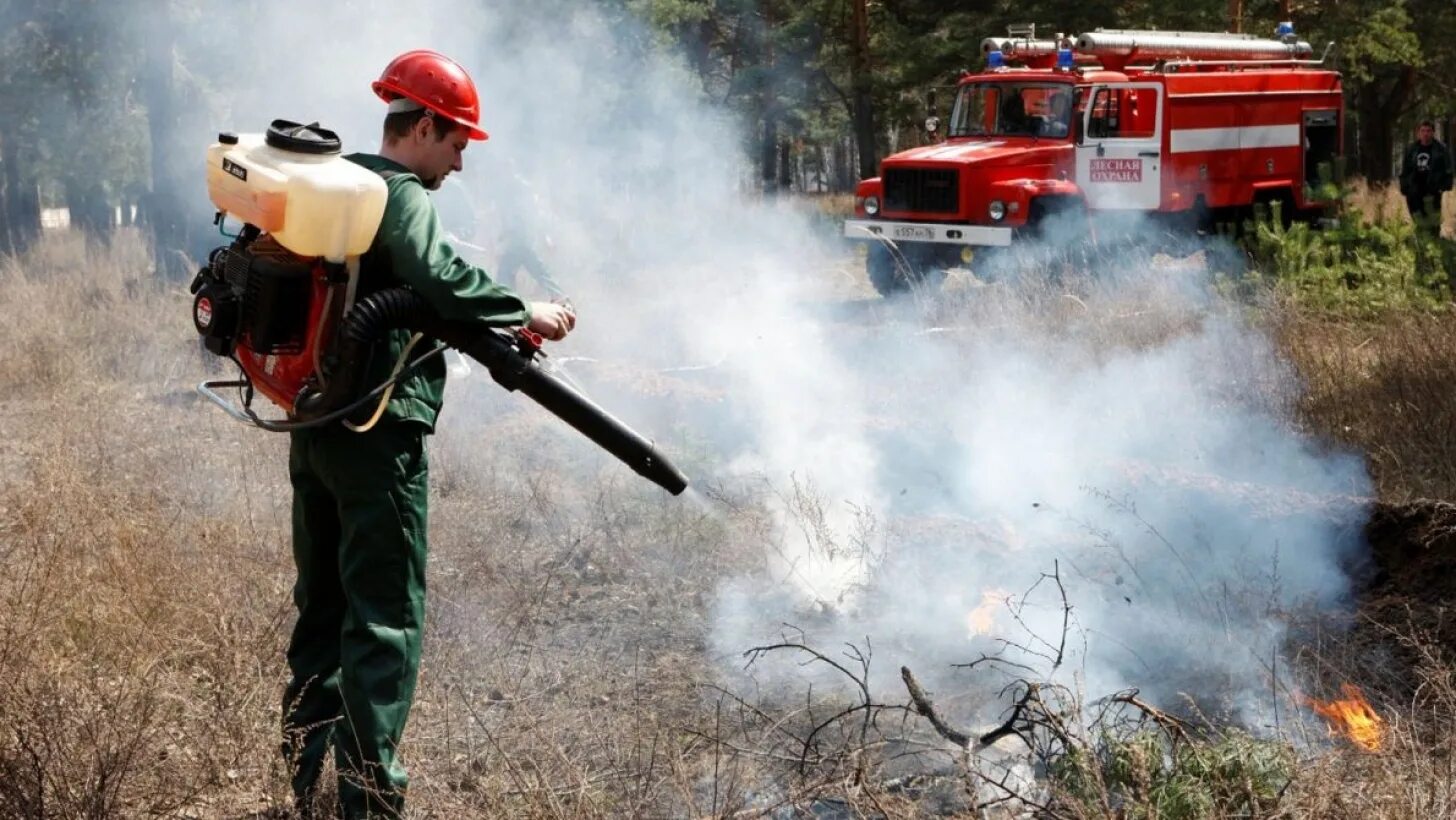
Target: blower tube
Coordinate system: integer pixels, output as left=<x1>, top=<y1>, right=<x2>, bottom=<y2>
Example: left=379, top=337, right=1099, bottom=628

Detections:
left=295, top=288, right=689, bottom=496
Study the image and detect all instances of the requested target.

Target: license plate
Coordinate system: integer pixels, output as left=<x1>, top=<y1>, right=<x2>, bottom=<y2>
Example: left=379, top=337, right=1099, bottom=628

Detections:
left=892, top=225, right=935, bottom=241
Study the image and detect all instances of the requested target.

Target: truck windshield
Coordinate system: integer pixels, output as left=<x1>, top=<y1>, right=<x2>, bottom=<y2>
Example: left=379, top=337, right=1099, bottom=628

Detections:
left=949, top=82, right=1075, bottom=138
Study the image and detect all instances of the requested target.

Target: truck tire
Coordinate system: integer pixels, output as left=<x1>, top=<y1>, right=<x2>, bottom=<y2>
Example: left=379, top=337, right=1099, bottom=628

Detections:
left=866, top=242, right=905, bottom=295
left=1026, top=197, right=1088, bottom=244
left=1024, top=198, right=1092, bottom=275
left=866, top=242, right=946, bottom=296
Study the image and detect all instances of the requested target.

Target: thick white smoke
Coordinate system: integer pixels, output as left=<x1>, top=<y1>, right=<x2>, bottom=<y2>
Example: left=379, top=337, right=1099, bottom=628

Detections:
left=192, top=1, right=1369, bottom=723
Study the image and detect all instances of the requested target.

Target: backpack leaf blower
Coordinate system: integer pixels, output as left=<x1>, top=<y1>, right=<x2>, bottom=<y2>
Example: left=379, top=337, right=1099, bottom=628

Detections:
left=192, top=120, right=688, bottom=496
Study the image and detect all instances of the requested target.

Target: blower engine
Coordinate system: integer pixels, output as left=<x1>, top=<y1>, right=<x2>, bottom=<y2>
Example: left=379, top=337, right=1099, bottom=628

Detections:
left=193, top=119, right=688, bottom=496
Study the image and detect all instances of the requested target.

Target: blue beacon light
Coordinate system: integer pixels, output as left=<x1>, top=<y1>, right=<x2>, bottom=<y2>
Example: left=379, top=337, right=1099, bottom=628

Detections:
left=1056, top=48, right=1075, bottom=70
left=1276, top=21, right=1295, bottom=38
left=987, top=50, right=1006, bottom=68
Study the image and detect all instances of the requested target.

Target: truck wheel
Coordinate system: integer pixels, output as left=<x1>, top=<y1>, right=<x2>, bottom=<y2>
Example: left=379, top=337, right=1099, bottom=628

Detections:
left=866, top=242, right=905, bottom=294
left=1027, top=198, right=1088, bottom=243
left=1025, top=198, right=1091, bottom=275
left=866, top=242, right=944, bottom=296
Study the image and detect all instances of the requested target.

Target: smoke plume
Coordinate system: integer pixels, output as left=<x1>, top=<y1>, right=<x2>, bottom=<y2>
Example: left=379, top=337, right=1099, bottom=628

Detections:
left=177, top=0, right=1370, bottom=724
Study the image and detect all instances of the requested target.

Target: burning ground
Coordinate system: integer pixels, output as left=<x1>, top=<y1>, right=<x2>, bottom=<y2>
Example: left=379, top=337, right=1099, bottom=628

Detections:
left=2, top=233, right=1456, bottom=818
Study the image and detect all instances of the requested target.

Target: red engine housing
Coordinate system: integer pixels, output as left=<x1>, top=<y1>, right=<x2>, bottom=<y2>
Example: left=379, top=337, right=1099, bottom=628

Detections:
left=237, top=274, right=333, bottom=412
left=193, top=230, right=356, bottom=418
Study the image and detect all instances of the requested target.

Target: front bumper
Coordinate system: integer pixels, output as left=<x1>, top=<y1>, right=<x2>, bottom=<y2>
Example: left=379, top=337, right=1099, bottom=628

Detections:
left=843, top=219, right=1013, bottom=247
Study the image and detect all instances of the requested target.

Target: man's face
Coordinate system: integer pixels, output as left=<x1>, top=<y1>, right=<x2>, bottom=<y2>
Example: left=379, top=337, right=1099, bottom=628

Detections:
left=1419, top=125, right=1435, bottom=145
left=398, top=113, right=465, bottom=190
left=411, top=116, right=468, bottom=190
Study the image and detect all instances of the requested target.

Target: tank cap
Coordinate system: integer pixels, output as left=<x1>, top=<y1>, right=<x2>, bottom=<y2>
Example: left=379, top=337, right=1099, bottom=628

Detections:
left=218, top=131, right=239, bottom=145
left=265, top=120, right=342, bottom=155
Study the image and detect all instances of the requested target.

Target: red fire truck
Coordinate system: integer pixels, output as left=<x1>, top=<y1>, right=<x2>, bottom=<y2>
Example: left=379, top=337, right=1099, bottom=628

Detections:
left=844, top=25, right=1343, bottom=294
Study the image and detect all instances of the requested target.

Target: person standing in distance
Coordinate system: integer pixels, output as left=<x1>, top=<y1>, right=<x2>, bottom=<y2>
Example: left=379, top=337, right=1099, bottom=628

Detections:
left=1399, top=120, right=1453, bottom=228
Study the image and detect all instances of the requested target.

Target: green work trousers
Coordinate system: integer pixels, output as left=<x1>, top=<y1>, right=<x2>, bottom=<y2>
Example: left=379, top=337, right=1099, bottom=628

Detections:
left=282, top=420, right=430, bottom=818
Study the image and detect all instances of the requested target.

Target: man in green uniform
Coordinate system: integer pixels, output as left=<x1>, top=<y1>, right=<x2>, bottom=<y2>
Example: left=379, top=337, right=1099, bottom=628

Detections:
left=282, top=49, right=576, bottom=818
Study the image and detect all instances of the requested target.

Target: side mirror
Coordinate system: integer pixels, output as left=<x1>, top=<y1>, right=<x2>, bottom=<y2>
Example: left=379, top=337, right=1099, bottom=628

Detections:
left=925, top=115, right=941, bottom=135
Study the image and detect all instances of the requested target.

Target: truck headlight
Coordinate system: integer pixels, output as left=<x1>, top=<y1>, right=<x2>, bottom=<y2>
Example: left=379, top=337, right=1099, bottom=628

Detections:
left=988, top=200, right=1007, bottom=221
left=864, top=195, right=880, bottom=216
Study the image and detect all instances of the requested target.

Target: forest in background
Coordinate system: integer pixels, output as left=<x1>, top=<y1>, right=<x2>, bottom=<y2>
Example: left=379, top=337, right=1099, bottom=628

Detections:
left=0, top=0, right=1453, bottom=271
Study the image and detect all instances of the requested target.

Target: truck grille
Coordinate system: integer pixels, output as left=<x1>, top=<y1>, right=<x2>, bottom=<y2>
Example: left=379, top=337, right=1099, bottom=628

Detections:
left=883, top=168, right=959, bottom=215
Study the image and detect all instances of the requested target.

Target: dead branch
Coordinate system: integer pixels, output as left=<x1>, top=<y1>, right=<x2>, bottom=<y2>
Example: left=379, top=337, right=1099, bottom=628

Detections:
left=977, top=685, right=1038, bottom=749
left=1108, top=688, right=1193, bottom=745
left=800, top=702, right=913, bottom=774
left=899, top=666, right=971, bottom=749
left=1050, top=560, right=1070, bottom=668
left=694, top=682, right=813, bottom=749
left=744, top=640, right=869, bottom=708
left=679, top=728, right=818, bottom=766
left=951, top=653, right=1040, bottom=677
left=744, top=636, right=912, bottom=779
left=1007, top=560, right=1072, bottom=667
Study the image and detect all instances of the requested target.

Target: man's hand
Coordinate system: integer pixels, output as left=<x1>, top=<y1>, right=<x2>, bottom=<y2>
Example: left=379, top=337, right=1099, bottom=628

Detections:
left=527, top=301, right=576, bottom=341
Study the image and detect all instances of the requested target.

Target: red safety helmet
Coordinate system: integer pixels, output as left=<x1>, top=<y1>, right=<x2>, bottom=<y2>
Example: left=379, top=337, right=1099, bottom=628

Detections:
left=372, top=50, right=488, bottom=141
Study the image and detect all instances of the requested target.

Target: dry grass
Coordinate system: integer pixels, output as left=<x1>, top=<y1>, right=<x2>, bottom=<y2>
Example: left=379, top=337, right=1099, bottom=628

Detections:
left=1346, top=178, right=1456, bottom=238
left=0, top=232, right=294, bottom=816
left=4, top=230, right=1456, bottom=818
left=0, top=231, right=819, bottom=817
left=1278, top=603, right=1456, bottom=820
left=1271, top=306, right=1456, bottom=503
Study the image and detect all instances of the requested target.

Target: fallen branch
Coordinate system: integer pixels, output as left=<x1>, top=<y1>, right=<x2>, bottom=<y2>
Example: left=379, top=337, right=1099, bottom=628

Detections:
left=977, top=685, right=1037, bottom=749
left=900, top=666, right=970, bottom=749
left=1108, top=689, right=1193, bottom=746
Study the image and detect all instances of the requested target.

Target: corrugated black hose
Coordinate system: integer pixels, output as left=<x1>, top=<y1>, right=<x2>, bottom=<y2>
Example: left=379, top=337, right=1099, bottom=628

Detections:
left=294, top=288, right=688, bottom=495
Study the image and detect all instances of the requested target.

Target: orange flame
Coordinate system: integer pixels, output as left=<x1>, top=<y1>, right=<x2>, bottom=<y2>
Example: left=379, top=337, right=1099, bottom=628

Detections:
left=1307, top=684, right=1384, bottom=751
left=966, top=588, right=1009, bottom=637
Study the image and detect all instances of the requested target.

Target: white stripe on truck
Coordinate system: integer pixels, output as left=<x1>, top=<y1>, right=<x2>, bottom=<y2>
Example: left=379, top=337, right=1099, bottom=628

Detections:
left=1169, top=124, right=1301, bottom=154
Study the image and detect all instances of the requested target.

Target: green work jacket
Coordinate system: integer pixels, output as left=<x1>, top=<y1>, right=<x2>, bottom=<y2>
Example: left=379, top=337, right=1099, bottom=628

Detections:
left=344, top=153, right=531, bottom=431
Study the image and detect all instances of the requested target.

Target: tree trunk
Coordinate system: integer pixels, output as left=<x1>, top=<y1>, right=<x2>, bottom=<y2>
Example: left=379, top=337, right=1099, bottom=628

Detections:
left=141, top=21, right=193, bottom=279
left=758, top=1, right=778, bottom=193
left=849, top=0, right=878, bottom=181
left=684, top=17, right=715, bottom=91
left=0, top=132, right=11, bottom=254
left=66, top=178, right=113, bottom=240
left=0, top=127, right=39, bottom=254
left=778, top=138, right=792, bottom=191
left=761, top=117, right=778, bottom=192
left=1358, top=99, right=1395, bottom=182
left=1227, top=0, right=1243, bottom=32
left=1355, top=67, right=1417, bottom=181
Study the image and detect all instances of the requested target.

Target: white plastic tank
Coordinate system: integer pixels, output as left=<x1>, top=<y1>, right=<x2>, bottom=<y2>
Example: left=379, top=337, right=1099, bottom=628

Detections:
left=206, top=121, right=387, bottom=261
